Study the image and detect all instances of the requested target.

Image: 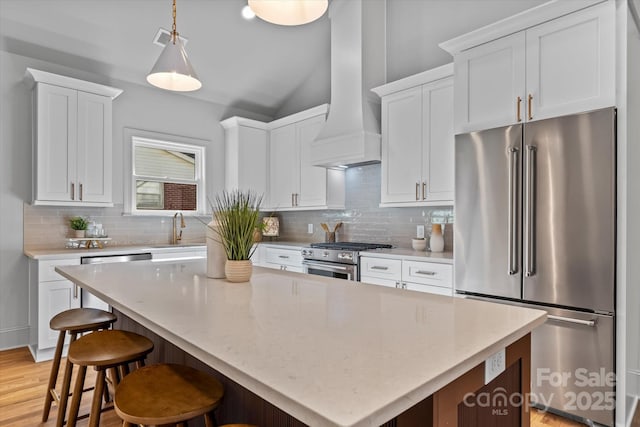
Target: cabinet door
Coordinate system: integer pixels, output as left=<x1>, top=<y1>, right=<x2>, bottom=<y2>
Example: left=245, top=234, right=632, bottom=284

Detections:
left=381, top=86, right=423, bottom=204
left=404, top=282, right=453, bottom=296
left=525, top=1, right=615, bottom=121
left=38, top=280, right=81, bottom=350
left=77, top=92, right=112, bottom=203
left=35, top=83, right=78, bottom=202
left=297, top=115, right=327, bottom=207
left=454, top=32, right=526, bottom=133
left=423, top=80, right=454, bottom=202
left=239, top=126, right=269, bottom=198
left=269, top=124, right=297, bottom=208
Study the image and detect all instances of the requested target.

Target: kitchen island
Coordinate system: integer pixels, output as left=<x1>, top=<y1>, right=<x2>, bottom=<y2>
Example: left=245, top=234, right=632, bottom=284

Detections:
left=56, top=260, right=545, bottom=427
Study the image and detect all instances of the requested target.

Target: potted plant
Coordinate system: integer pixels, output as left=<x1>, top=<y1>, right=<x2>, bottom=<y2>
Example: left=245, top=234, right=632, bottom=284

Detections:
left=69, top=216, right=88, bottom=238
left=210, top=190, right=263, bottom=282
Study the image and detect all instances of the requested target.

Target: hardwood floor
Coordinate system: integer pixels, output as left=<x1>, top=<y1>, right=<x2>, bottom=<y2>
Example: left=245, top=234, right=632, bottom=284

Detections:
left=0, top=346, right=589, bottom=427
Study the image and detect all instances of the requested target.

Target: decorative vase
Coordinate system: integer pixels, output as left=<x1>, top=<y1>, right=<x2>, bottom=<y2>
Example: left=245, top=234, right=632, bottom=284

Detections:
left=73, top=230, right=86, bottom=238
left=412, top=238, right=427, bottom=251
left=429, top=224, right=445, bottom=252
left=225, top=260, right=253, bottom=283
left=206, top=220, right=226, bottom=278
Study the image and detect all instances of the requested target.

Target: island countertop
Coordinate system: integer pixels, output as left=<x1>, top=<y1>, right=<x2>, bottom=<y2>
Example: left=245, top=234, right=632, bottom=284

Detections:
left=56, top=261, right=545, bottom=427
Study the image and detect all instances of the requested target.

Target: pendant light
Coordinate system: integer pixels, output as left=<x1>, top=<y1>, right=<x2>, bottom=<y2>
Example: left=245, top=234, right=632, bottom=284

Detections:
left=147, top=0, right=201, bottom=92
left=248, top=0, right=328, bottom=26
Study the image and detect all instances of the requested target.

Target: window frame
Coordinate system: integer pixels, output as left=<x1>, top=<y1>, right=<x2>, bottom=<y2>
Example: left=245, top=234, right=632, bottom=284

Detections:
left=124, top=128, right=207, bottom=216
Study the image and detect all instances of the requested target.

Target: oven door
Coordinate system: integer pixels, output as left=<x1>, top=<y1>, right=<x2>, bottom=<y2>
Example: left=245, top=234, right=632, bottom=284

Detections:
left=302, top=260, right=357, bottom=281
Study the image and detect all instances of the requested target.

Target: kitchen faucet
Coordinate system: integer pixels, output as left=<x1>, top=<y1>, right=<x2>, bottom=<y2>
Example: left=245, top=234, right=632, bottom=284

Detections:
left=172, top=212, right=186, bottom=244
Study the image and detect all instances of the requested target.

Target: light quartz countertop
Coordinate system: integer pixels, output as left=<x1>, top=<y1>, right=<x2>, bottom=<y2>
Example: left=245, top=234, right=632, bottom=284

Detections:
left=24, top=243, right=207, bottom=260
left=360, top=248, right=454, bottom=264
left=56, top=260, right=544, bottom=427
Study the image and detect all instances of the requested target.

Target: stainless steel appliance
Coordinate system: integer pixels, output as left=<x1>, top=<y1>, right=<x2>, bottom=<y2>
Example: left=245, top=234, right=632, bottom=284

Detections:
left=302, top=242, right=392, bottom=281
left=455, top=108, right=616, bottom=426
left=80, top=253, right=152, bottom=309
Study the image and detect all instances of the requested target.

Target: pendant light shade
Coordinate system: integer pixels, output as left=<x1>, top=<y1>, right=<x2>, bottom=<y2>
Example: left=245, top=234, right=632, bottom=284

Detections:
left=248, top=0, right=328, bottom=26
left=147, top=0, right=201, bottom=92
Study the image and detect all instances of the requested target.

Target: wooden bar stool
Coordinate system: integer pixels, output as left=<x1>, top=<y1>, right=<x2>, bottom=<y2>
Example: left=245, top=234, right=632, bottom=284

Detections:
left=63, top=329, right=154, bottom=427
left=114, top=363, right=225, bottom=427
left=42, top=308, right=117, bottom=423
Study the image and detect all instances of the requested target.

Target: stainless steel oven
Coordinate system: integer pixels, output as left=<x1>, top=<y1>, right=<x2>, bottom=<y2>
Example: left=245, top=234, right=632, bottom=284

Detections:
left=301, top=242, right=392, bottom=282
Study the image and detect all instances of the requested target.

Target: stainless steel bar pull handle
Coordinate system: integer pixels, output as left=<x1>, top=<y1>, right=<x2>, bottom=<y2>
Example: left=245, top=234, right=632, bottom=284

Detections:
left=79, top=183, right=83, bottom=201
left=371, top=266, right=388, bottom=271
left=415, top=270, right=436, bottom=276
left=547, top=315, right=596, bottom=327
left=422, top=182, right=426, bottom=200
left=415, top=183, right=419, bottom=201
left=507, top=147, right=519, bottom=275
left=73, top=284, right=78, bottom=299
left=71, top=182, right=75, bottom=200
left=528, top=94, right=533, bottom=120
left=525, top=145, right=537, bottom=277
left=278, top=255, right=290, bottom=259
left=516, top=96, right=522, bottom=122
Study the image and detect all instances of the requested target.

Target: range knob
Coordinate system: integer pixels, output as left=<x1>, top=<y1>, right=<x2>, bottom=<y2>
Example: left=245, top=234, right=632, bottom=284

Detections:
left=322, top=251, right=330, bottom=257
left=337, top=252, right=353, bottom=261
left=301, top=249, right=312, bottom=257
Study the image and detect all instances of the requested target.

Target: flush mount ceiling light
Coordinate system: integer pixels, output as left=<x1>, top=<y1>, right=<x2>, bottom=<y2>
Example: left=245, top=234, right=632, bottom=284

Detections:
left=147, top=0, right=201, bottom=92
left=247, top=0, right=328, bottom=26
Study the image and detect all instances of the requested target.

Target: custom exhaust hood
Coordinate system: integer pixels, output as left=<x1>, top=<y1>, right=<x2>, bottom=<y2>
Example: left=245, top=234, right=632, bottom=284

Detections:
left=310, top=0, right=386, bottom=168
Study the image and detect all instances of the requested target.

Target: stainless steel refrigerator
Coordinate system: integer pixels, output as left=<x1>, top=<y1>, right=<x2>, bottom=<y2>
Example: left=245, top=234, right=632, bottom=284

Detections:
left=455, top=107, right=616, bottom=426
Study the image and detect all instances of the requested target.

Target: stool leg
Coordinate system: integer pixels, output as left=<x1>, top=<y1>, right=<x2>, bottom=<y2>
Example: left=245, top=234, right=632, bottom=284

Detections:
left=42, top=330, right=66, bottom=422
left=88, top=369, right=106, bottom=427
left=204, top=411, right=216, bottom=427
left=67, top=364, right=87, bottom=427
left=55, top=332, right=78, bottom=427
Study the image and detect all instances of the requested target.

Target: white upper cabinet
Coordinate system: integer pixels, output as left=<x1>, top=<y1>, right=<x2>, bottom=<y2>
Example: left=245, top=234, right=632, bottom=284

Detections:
left=444, top=1, right=615, bottom=133
left=221, top=117, right=269, bottom=201
left=25, top=68, right=122, bottom=206
left=372, top=64, right=454, bottom=207
left=267, top=105, right=345, bottom=211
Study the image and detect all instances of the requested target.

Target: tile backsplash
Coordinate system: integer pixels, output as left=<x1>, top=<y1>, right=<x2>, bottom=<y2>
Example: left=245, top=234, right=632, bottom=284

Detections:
left=267, top=164, right=454, bottom=251
left=24, top=164, right=454, bottom=251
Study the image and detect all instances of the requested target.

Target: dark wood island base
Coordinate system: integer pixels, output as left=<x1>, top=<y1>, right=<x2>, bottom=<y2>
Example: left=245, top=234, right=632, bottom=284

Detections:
left=114, top=309, right=531, bottom=427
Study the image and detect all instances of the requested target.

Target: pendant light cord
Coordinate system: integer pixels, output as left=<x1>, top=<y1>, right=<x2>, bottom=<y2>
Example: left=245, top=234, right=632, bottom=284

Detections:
left=172, top=0, right=178, bottom=44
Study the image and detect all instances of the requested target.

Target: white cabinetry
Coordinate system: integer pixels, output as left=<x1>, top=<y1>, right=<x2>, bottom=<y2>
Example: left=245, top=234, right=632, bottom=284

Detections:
left=221, top=117, right=269, bottom=199
left=29, top=258, right=81, bottom=362
left=360, top=256, right=453, bottom=296
left=268, top=105, right=345, bottom=211
left=25, top=68, right=122, bottom=206
left=372, top=65, right=454, bottom=206
left=445, top=1, right=614, bottom=133
left=262, top=246, right=304, bottom=273
left=151, top=247, right=206, bottom=262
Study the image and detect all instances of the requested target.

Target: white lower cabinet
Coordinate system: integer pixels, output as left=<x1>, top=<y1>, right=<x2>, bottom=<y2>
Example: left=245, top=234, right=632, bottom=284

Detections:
left=151, top=248, right=206, bottom=262
left=30, top=258, right=81, bottom=362
left=261, top=246, right=304, bottom=273
left=360, top=256, right=453, bottom=296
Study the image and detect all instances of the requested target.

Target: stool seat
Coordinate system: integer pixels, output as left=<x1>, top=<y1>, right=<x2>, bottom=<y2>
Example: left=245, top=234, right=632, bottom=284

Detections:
left=50, top=308, right=117, bottom=333
left=115, top=364, right=224, bottom=426
left=68, top=330, right=153, bottom=367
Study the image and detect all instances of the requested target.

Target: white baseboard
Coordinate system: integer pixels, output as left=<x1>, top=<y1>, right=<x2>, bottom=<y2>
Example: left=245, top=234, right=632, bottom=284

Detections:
left=0, top=326, right=30, bottom=351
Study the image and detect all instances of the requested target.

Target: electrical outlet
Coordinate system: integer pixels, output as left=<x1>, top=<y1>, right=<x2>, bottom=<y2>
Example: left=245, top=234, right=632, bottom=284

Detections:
left=308, top=224, right=314, bottom=234
left=484, top=348, right=506, bottom=384
left=417, top=225, right=425, bottom=239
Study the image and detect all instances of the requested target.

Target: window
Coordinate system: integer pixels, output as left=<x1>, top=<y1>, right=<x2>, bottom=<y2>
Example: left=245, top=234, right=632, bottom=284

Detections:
left=124, top=129, right=207, bottom=215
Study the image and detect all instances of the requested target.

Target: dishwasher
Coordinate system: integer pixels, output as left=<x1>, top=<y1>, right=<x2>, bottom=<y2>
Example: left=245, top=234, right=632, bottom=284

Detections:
left=80, top=253, right=152, bottom=310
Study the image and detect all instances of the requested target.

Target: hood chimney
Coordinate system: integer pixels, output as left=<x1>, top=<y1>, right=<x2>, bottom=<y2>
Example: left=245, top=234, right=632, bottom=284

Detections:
left=310, top=0, right=386, bottom=168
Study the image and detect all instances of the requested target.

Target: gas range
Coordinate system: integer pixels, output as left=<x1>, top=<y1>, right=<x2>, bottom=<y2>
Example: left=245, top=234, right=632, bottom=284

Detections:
left=301, top=242, right=393, bottom=281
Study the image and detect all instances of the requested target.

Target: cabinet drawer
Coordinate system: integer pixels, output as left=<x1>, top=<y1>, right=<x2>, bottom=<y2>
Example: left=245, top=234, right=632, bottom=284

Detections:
left=152, top=250, right=206, bottom=262
left=38, top=259, right=80, bottom=282
left=360, top=257, right=402, bottom=280
left=360, top=275, right=399, bottom=289
left=405, top=282, right=453, bottom=296
left=402, top=261, right=452, bottom=288
left=264, top=248, right=303, bottom=267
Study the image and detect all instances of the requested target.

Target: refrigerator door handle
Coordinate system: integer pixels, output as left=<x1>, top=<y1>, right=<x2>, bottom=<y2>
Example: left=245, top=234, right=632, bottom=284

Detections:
left=508, top=147, right=519, bottom=275
left=547, top=314, right=597, bottom=327
left=525, top=145, right=537, bottom=277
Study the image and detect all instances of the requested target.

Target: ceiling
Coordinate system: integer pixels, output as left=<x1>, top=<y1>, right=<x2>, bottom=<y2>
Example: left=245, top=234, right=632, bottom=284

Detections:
left=0, top=0, right=546, bottom=118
